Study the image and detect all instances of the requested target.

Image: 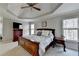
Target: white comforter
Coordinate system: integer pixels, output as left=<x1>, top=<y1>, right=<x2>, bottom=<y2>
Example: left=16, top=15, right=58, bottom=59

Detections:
left=23, top=34, right=54, bottom=56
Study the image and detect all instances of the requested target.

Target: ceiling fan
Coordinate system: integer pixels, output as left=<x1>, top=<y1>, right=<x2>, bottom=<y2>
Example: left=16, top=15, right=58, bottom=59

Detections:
left=21, top=3, right=41, bottom=11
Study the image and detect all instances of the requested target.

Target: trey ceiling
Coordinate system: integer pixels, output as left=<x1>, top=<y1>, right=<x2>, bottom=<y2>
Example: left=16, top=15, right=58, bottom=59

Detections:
left=7, top=3, right=62, bottom=19
left=1, top=3, right=79, bottom=21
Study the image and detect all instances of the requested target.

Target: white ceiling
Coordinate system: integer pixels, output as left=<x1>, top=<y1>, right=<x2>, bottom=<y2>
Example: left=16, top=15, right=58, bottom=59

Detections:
left=36, top=3, right=79, bottom=20
left=1, top=3, right=79, bottom=22
left=7, top=3, right=61, bottom=19
left=53, top=3, right=79, bottom=15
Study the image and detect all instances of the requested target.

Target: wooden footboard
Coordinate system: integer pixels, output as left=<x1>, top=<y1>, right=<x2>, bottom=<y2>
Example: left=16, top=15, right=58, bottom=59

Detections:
left=18, top=37, right=39, bottom=56
left=18, top=37, right=55, bottom=56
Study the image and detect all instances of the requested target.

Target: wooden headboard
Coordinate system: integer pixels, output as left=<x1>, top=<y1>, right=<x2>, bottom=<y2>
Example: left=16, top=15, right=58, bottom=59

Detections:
left=37, top=28, right=55, bottom=37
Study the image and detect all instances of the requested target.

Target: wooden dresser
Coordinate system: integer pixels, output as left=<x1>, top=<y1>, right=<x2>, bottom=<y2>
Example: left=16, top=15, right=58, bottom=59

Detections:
left=13, top=22, right=23, bottom=42
left=13, top=29, right=23, bottom=42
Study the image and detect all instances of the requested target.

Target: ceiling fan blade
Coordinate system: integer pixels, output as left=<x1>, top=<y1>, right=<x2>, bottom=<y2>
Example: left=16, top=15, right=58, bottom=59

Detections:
left=33, top=7, right=41, bottom=11
left=27, top=3, right=38, bottom=6
left=21, top=6, right=29, bottom=9
left=32, top=3, right=38, bottom=5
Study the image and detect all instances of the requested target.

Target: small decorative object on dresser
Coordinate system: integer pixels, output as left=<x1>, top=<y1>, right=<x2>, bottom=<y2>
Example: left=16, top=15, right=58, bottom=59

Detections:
left=54, top=37, right=66, bottom=52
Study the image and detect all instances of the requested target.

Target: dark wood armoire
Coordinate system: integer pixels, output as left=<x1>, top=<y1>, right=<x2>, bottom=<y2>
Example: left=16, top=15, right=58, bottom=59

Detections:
left=13, top=22, right=23, bottom=42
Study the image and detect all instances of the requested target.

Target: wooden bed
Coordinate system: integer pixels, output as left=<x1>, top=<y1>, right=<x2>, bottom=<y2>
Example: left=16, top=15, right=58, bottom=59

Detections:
left=18, top=28, right=55, bottom=56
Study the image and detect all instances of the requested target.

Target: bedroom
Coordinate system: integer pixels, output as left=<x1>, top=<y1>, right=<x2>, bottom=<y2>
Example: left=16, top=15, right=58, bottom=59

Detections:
left=0, top=3, right=78, bottom=56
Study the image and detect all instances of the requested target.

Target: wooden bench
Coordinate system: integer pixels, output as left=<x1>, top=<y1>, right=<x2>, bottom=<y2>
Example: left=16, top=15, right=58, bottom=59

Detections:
left=54, top=37, right=66, bottom=52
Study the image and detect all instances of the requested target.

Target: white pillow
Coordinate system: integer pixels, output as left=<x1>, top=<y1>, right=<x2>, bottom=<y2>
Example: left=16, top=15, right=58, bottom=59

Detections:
left=42, top=30, right=49, bottom=36
left=48, top=32, right=54, bottom=41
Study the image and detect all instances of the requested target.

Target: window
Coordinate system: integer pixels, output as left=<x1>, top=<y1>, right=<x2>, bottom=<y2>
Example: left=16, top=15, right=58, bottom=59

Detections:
left=31, top=24, right=34, bottom=35
left=23, top=24, right=29, bottom=36
left=0, top=23, right=2, bottom=35
left=63, top=18, right=78, bottom=41
left=0, top=17, right=3, bottom=36
left=23, top=23, right=35, bottom=36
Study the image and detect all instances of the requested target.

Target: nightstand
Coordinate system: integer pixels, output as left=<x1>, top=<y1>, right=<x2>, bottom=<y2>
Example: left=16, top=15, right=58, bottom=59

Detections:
left=54, top=37, right=66, bottom=52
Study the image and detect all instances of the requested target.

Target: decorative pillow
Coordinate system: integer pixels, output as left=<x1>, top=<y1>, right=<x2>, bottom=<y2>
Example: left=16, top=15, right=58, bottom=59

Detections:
left=42, top=30, right=49, bottom=36
left=37, top=31, right=42, bottom=36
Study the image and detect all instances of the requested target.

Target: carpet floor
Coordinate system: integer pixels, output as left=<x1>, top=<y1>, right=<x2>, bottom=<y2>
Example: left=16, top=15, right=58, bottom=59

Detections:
left=0, top=42, right=78, bottom=56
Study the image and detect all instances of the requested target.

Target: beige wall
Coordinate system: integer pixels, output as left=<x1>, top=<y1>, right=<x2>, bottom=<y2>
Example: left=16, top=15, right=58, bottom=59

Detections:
left=2, top=18, right=13, bottom=43
left=34, top=18, right=62, bottom=37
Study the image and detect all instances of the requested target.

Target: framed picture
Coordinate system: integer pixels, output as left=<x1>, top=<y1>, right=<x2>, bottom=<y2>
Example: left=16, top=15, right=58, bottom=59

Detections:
left=42, top=21, right=47, bottom=27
